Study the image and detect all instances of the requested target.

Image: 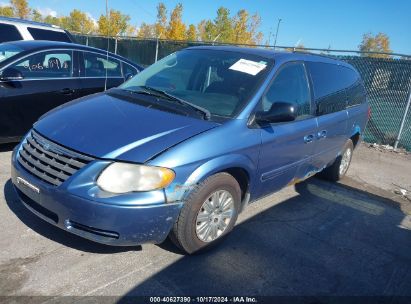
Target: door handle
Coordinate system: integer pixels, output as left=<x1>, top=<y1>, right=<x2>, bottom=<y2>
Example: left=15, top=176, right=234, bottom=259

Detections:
left=317, top=130, right=327, bottom=139
left=59, top=88, right=75, bottom=95
left=304, top=134, right=314, bottom=143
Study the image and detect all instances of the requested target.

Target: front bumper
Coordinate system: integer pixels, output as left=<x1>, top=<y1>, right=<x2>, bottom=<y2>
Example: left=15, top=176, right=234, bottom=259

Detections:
left=11, top=147, right=183, bottom=246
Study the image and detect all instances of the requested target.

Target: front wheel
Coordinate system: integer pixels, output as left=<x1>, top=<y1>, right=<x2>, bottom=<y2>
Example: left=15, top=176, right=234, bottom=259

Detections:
left=319, top=139, right=354, bottom=181
left=169, top=172, right=241, bottom=254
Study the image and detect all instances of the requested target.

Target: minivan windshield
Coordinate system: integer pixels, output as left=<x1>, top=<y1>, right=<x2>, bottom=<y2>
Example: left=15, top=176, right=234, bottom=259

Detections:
left=120, top=49, right=273, bottom=118
left=0, top=44, right=23, bottom=63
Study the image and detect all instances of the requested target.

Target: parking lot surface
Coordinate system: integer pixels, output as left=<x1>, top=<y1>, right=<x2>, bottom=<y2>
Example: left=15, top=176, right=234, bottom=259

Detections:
left=1, top=143, right=411, bottom=299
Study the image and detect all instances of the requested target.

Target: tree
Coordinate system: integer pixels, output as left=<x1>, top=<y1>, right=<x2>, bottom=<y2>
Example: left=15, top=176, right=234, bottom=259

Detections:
left=63, top=9, right=95, bottom=34
left=11, top=0, right=30, bottom=19
left=155, top=2, right=167, bottom=38
left=197, top=19, right=215, bottom=41
left=248, top=13, right=263, bottom=45
left=98, top=9, right=130, bottom=36
left=213, top=7, right=234, bottom=43
left=0, top=6, right=14, bottom=17
left=43, top=15, right=60, bottom=27
left=359, top=32, right=392, bottom=58
left=167, top=3, right=186, bottom=40
left=233, top=10, right=249, bottom=44
left=138, top=22, right=155, bottom=38
left=186, top=24, right=196, bottom=41
left=31, top=9, right=43, bottom=22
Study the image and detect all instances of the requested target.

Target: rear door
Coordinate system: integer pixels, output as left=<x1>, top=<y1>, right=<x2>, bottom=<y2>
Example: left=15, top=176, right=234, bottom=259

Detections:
left=0, top=49, right=81, bottom=139
left=256, top=61, right=318, bottom=198
left=306, top=62, right=351, bottom=170
left=78, top=51, right=124, bottom=97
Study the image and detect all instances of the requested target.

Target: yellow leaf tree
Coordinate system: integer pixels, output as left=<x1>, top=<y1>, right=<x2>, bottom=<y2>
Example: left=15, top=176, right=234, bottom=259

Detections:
left=155, top=2, right=167, bottom=38
left=359, top=32, right=392, bottom=58
left=138, top=22, right=155, bottom=38
left=166, top=3, right=186, bottom=40
left=98, top=9, right=130, bottom=36
left=61, top=9, right=95, bottom=34
left=0, top=6, right=14, bottom=17
left=11, top=0, right=29, bottom=19
left=186, top=24, right=197, bottom=41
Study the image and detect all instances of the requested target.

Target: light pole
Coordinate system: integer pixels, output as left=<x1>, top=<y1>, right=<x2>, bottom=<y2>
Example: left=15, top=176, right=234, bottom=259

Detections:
left=273, top=18, right=282, bottom=50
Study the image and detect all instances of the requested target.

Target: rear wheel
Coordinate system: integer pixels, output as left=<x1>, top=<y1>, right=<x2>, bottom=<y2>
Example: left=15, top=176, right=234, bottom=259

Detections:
left=169, top=172, right=241, bottom=254
left=319, top=140, right=354, bottom=181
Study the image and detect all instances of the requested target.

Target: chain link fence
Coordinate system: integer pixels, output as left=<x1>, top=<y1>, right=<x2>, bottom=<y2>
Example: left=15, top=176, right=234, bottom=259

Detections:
left=73, top=34, right=411, bottom=151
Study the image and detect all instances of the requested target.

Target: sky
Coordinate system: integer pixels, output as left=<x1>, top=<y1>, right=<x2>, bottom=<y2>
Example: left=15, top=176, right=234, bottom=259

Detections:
left=16, top=0, right=411, bottom=54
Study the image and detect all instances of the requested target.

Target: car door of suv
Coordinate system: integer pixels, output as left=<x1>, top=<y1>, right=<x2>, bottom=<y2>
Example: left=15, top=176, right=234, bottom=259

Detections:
left=0, top=49, right=81, bottom=140
left=78, top=51, right=124, bottom=97
left=255, top=61, right=318, bottom=198
left=306, top=62, right=350, bottom=171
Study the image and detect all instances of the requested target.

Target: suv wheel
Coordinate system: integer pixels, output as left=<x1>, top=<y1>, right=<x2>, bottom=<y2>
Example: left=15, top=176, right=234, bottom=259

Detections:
left=319, top=139, right=354, bottom=181
left=169, top=172, right=241, bottom=254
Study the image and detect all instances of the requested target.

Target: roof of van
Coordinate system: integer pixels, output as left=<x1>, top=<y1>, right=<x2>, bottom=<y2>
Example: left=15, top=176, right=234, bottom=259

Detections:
left=0, top=16, right=63, bottom=30
left=186, top=45, right=354, bottom=69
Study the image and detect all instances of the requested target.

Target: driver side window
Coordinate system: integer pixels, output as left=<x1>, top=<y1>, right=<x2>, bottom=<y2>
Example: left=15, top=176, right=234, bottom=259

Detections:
left=262, top=62, right=311, bottom=119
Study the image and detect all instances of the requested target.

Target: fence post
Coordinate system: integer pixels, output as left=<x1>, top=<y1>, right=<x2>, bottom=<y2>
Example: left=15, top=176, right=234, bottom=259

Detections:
left=114, top=38, right=118, bottom=54
left=155, top=38, right=159, bottom=63
left=394, top=86, right=411, bottom=150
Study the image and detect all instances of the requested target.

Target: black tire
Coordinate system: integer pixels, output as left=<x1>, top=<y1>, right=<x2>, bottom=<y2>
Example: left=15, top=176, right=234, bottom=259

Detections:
left=319, top=139, right=354, bottom=182
left=169, top=172, right=241, bottom=254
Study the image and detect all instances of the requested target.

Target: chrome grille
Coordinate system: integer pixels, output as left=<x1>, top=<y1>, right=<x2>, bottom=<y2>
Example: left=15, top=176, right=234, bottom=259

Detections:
left=17, top=130, right=94, bottom=186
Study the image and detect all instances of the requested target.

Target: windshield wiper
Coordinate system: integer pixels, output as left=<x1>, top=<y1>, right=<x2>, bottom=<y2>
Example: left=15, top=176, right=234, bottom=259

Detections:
left=140, top=85, right=211, bottom=120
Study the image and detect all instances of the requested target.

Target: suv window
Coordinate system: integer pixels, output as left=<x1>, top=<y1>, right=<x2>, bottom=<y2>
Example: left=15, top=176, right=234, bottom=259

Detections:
left=343, top=68, right=366, bottom=107
left=261, top=62, right=311, bottom=119
left=83, top=52, right=122, bottom=77
left=0, top=23, right=22, bottom=43
left=11, top=50, right=73, bottom=79
left=307, top=62, right=361, bottom=115
left=27, top=27, right=71, bottom=42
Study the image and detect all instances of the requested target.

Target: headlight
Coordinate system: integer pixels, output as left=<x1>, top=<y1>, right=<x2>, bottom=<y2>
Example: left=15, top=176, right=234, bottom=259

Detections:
left=97, top=162, right=175, bottom=193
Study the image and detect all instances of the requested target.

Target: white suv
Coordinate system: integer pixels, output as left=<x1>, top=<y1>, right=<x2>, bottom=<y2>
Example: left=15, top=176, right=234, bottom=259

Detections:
left=0, top=16, right=74, bottom=43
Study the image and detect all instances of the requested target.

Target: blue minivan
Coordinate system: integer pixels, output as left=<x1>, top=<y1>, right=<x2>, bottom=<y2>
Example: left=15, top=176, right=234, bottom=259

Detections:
left=11, top=46, right=369, bottom=253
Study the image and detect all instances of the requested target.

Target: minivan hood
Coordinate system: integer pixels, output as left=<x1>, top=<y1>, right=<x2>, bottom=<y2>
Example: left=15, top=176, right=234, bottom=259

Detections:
left=34, top=92, right=219, bottom=162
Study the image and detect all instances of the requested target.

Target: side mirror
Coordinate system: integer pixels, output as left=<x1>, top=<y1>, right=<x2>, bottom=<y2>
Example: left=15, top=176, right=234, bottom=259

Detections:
left=255, top=101, right=297, bottom=124
left=0, top=67, right=23, bottom=81
left=125, top=73, right=134, bottom=81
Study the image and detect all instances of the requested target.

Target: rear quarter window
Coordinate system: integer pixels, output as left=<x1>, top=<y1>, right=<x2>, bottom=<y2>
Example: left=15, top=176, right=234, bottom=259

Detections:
left=27, top=27, right=71, bottom=42
left=307, top=62, right=365, bottom=115
left=123, top=62, right=139, bottom=77
left=0, top=23, right=22, bottom=43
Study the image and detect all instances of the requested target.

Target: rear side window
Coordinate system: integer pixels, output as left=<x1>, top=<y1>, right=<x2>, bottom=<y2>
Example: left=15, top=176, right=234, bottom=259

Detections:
left=83, top=52, right=122, bottom=77
left=27, top=27, right=71, bottom=42
left=307, top=62, right=363, bottom=115
left=0, top=23, right=22, bottom=43
left=123, top=62, right=139, bottom=78
left=343, top=68, right=366, bottom=107
left=11, top=50, right=73, bottom=79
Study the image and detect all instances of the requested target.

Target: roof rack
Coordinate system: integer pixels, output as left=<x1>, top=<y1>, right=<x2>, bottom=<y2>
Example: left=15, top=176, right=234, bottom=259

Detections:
left=0, top=16, right=61, bottom=29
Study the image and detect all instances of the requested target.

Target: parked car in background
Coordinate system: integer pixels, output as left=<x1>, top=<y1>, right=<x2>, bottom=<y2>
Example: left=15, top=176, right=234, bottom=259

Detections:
left=0, top=16, right=74, bottom=43
left=0, top=40, right=142, bottom=143
left=11, top=46, right=369, bottom=254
